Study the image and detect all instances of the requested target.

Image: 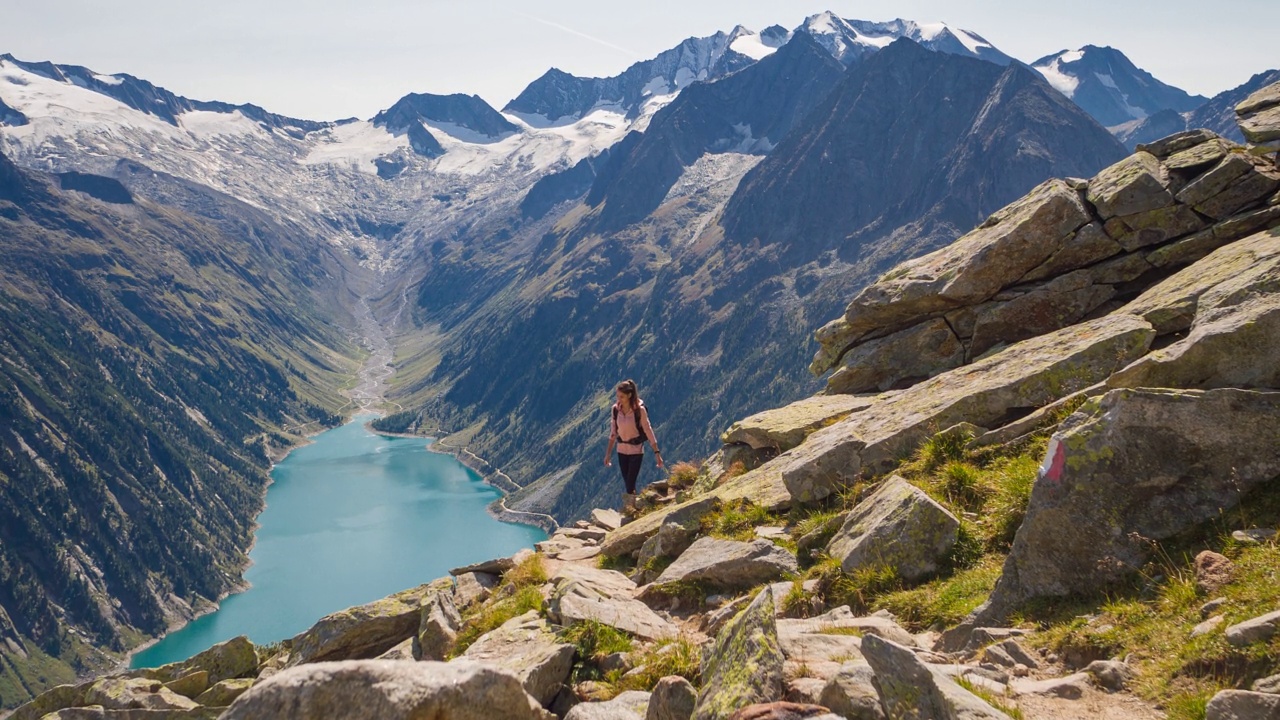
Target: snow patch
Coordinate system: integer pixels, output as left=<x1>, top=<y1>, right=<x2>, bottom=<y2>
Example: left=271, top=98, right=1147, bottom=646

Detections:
left=729, top=32, right=777, bottom=61
left=179, top=110, right=264, bottom=139
left=303, top=121, right=408, bottom=174
left=1034, top=56, right=1081, bottom=97
left=949, top=28, right=991, bottom=55
left=1061, top=49, right=1085, bottom=64
left=1095, top=72, right=1146, bottom=120
left=92, top=73, right=123, bottom=86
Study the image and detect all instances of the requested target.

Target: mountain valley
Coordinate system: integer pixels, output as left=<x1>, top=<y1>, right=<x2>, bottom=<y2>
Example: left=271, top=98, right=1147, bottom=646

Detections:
left=1, top=8, right=1278, bottom=710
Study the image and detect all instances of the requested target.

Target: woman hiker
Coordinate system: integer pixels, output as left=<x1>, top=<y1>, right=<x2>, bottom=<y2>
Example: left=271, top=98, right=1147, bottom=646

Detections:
left=604, top=379, right=663, bottom=515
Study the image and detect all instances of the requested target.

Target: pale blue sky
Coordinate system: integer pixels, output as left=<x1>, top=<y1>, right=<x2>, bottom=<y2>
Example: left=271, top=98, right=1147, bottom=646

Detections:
left=3, top=0, right=1276, bottom=121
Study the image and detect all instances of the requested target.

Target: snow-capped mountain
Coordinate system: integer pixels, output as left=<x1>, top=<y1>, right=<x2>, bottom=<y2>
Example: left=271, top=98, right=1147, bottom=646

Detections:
left=796, top=11, right=1013, bottom=66
left=503, top=25, right=784, bottom=127
left=1031, top=45, right=1206, bottom=127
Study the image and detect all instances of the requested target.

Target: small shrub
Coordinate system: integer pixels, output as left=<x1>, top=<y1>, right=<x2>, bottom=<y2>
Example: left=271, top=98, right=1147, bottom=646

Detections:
left=956, top=676, right=1024, bottom=719
left=808, top=556, right=901, bottom=613
left=598, top=553, right=636, bottom=573
left=702, top=500, right=773, bottom=541
left=667, top=461, right=701, bottom=488
left=613, top=635, right=702, bottom=692
left=505, top=553, right=548, bottom=589
left=876, top=554, right=1002, bottom=631
left=779, top=579, right=821, bottom=618
left=918, top=426, right=972, bottom=471
left=560, top=620, right=633, bottom=664
left=449, top=584, right=545, bottom=657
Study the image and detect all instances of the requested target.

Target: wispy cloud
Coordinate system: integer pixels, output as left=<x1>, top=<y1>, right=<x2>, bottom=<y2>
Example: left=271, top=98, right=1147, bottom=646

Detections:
left=513, top=11, right=638, bottom=58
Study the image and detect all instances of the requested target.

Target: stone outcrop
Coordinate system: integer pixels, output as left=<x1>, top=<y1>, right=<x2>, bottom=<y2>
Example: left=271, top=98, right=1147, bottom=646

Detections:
left=826, top=476, right=959, bottom=582
left=565, top=690, right=652, bottom=719
left=819, top=663, right=884, bottom=720
left=723, top=395, right=881, bottom=452
left=693, top=587, right=785, bottom=720
left=647, top=676, right=698, bottom=720
left=289, top=579, right=450, bottom=665
left=1205, top=689, right=1280, bottom=720
left=979, top=388, right=1280, bottom=618
left=458, top=610, right=575, bottom=707
left=549, top=564, right=677, bottom=641
left=1236, top=80, right=1280, bottom=147
left=82, top=677, right=200, bottom=711
left=220, top=660, right=553, bottom=720
left=147, top=636, right=259, bottom=685
left=417, top=590, right=462, bottom=661
left=782, top=314, right=1154, bottom=503
left=860, top=635, right=1010, bottom=719
left=810, top=132, right=1280, bottom=394
left=650, top=538, right=799, bottom=593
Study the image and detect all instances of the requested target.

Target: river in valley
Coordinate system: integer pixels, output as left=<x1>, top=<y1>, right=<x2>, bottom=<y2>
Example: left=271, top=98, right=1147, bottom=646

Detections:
left=129, top=415, right=545, bottom=668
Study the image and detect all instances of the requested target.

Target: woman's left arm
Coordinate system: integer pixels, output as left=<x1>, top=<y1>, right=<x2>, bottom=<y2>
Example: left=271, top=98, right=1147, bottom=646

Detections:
left=641, top=412, right=663, bottom=468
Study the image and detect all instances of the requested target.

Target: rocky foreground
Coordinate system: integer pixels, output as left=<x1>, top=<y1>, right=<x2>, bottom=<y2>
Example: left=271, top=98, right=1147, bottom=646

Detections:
left=12, top=82, right=1280, bottom=720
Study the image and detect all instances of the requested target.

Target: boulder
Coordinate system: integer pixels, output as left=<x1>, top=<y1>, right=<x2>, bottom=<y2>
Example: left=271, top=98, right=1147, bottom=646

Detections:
left=826, top=476, right=959, bottom=583
left=417, top=590, right=462, bottom=661
left=1164, top=138, right=1233, bottom=171
left=825, top=319, right=964, bottom=393
left=454, top=571, right=500, bottom=610
left=651, top=538, right=799, bottom=593
left=724, top=395, right=880, bottom=450
left=220, top=659, right=552, bottom=720
left=1237, top=80, right=1280, bottom=144
left=1085, top=660, right=1133, bottom=691
left=1111, top=231, right=1280, bottom=389
left=289, top=579, right=450, bottom=665
left=1103, top=204, right=1207, bottom=251
left=551, top=565, right=678, bottom=641
left=978, top=388, right=1280, bottom=620
left=151, top=635, right=259, bottom=685
left=163, top=671, right=210, bottom=700
left=1204, top=689, right=1280, bottom=720
left=647, top=676, right=698, bottom=720
left=1225, top=609, right=1280, bottom=647
left=10, top=682, right=93, bottom=720
left=725, top=703, right=833, bottom=720
left=592, top=509, right=625, bottom=531
left=693, top=587, right=785, bottom=720
left=1176, top=153, right=1257, bottom=207
left=193, top=678, right=255, bottom=707
left=602, top=497, right=722, bottom=559
left=1254, top=674, right=1280, bottom=694
left=459, top=610, right=575, bottom=707
left=1194, top=164, right=1280, bottom=220
left=967, top=271, right=1121, bottom=358
left=1019, top=222, right=1121, bottom=283
left=1138, top=129, right=1221, bottom=159
left=1087, top=151, right=1174, bottom=220
left=824, top=179, right=1093, bottom=349
left=1195, top=551, right=1236, bottom=595
left=1010, top=674, right=1088, bottom=699
left=860, top=634, right=1011, bottom=719
left=1191, top=616, right=1225, bottom=638
left=819, top=663, right=885, bottom=720
left=1120, top=227, right=1280, bottom=335
left=782, top=314, right=1155, bottom=503
left=566, top=691, right=651, bottom=720
left=776, top=607, right=875, bottom=680
left=785, top=679, right=828, bottom=705
left=82, top=677, right=200, bottom=711
left=702, top=595, right=753, bottom=637
left=637, top=521, right=698, bottom=579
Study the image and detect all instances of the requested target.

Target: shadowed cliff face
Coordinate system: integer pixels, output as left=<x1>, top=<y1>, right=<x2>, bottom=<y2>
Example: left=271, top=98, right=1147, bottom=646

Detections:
left=407, top=40, right=1129, bottom=525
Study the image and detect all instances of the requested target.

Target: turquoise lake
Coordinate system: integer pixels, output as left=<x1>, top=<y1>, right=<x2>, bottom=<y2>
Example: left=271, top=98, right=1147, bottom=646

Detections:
left=130, top=415, right=545, bottom=668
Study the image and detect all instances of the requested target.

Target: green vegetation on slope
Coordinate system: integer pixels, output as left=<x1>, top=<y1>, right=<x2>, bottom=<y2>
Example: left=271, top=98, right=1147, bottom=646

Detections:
left=0, top=157, right=363, bottom=707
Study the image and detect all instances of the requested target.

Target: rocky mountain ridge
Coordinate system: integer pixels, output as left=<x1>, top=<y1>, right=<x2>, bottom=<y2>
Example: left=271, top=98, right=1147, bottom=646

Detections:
left=9, top=74, right=1280, bottom=720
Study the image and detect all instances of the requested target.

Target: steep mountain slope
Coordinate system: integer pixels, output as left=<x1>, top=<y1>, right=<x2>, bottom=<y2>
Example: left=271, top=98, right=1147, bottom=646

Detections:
left=393, top=39, right=1128, bottom=526
left=1031, top=45, right=1206, bottom=127
left=0, top=152, right=362, bottom=706
left=1115, top=68, right=1280, bottom=148
left=583, top=32, right=846, bottom=232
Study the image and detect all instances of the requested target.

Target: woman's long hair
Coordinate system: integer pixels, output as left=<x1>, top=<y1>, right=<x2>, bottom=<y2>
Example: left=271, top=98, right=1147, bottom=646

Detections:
left=617, top=379, right=640, bottom=416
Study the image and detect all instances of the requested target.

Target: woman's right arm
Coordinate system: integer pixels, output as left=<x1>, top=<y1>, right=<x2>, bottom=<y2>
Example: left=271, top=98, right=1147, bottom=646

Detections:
left=604, top=412, right=617, bottom=466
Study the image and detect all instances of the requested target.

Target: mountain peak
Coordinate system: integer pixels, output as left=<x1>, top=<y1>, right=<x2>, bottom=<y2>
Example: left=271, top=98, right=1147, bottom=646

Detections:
left=797, top=13, right=1012, bottom=66
left=371, top=92, right=517, bottom=143
left=1031, top=45, right=1206, bottom=126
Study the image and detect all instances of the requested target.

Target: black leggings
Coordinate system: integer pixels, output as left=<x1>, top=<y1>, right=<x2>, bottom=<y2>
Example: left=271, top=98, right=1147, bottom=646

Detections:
left=617, top=452, right=643, bottom=494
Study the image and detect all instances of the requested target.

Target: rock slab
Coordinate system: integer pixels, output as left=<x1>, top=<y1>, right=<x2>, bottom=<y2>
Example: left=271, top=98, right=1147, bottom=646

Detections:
left=827, top=476, right=959, bottom=582
left=693, top=587, right=785, bottom=720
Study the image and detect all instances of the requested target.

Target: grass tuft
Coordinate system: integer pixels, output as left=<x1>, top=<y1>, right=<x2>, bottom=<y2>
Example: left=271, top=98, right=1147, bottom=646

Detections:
left=610, top=635, right=702, bottom=692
